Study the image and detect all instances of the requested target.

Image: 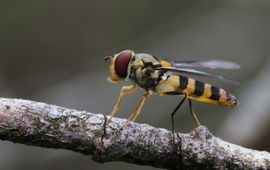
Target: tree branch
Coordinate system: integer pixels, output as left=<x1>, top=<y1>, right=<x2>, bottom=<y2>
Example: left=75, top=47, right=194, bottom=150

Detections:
left=0, top=98, right=269, bottom=169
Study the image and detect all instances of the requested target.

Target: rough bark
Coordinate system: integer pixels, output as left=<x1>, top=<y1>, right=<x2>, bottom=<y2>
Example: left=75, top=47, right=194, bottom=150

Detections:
left=0, top=98, right=269, bottom=169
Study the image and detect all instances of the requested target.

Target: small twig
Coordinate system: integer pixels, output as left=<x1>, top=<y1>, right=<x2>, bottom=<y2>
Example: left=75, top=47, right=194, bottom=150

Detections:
left=0, top=98, right=269, bottom=169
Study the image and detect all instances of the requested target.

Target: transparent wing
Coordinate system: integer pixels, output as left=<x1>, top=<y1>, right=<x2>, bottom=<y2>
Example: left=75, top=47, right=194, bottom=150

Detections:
left=171, top=59, right=240, bottom=69
left=154, top=67, right=239, bottom=84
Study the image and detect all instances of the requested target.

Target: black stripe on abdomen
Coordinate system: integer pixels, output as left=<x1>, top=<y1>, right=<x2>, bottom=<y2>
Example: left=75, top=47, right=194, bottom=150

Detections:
left=209, top=86, right=220, bottom=100
left=179, top=76, right=188, bottom=89
left=194, top=80, right=204, bottom=96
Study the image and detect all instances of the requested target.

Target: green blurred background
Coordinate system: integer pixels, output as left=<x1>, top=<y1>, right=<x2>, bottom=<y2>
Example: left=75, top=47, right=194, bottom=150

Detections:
left=1, top=0, right=270, bottom=169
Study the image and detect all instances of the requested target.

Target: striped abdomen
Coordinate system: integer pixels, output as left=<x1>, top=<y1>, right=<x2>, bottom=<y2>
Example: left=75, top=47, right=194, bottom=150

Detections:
left=156, top=75, right=239, bottom=107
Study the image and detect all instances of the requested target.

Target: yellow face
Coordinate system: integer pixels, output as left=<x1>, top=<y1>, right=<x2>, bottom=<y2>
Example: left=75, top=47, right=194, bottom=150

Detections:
left=106, top=56, right=120, bottom=83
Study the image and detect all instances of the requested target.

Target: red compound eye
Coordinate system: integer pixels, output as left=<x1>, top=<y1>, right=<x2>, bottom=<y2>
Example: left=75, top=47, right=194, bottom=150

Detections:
left=115, top=50, right=133, bottom=78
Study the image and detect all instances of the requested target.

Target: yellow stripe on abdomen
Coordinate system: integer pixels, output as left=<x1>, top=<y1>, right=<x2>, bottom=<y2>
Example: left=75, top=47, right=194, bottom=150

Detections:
left=179, top=76, right=235, bottom=106
left=156, top=74, right=238, bottom=106
left=202, top=83, right=212, bottom=98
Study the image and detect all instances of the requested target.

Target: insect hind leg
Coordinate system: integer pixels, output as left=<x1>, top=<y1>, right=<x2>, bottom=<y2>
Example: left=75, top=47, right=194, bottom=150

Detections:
left=188, top=99, right=201, bottom=127
left=170, top=94, right=186, bottom=142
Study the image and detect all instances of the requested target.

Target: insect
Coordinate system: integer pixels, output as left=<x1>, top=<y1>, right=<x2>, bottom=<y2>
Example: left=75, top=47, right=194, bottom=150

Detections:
left=105, top=49, right=239, bottom=136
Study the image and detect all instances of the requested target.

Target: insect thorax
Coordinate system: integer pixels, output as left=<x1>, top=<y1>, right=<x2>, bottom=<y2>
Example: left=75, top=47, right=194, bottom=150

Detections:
left=129, top=54, right=161, bottom=90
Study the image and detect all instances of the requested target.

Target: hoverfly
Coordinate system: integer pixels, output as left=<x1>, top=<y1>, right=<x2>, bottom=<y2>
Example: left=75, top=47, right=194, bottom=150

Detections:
left=105, top=49, right=239, bottom=136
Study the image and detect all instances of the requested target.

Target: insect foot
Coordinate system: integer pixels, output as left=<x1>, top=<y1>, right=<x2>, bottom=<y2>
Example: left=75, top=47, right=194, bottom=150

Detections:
left=192, top=126, right=214, bottom=140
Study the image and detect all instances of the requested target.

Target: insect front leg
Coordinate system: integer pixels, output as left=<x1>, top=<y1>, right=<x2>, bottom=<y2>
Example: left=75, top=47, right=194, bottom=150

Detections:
left=110, top=83, right=136, bottom=118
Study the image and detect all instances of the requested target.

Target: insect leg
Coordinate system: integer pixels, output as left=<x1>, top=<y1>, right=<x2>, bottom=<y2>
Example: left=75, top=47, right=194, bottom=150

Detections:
left=130, top=90, right=150, bottom=121
left=110, top=83, right=136, bottom=118
left=112, top=91, right=150, bottom=137
left=171, top=94, right=186, bottom=141
left=188, top=99, right=201, bottom=127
